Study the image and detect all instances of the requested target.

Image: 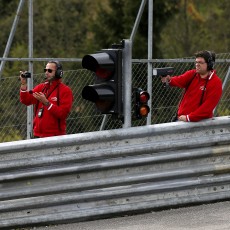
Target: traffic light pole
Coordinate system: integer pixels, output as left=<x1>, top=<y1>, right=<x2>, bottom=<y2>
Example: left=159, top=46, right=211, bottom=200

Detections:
left=122, top=39, right=132, bottom=128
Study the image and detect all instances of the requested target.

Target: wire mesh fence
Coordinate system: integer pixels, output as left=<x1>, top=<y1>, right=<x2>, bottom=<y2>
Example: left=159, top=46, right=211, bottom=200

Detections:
left=0, top=53, right=229, bottom=142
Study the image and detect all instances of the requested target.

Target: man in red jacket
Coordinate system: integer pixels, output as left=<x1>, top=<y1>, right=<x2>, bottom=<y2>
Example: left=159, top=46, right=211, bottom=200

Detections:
left=20, top=61, right=73, bottom=138
left=161, top=50, right=222, bottom=122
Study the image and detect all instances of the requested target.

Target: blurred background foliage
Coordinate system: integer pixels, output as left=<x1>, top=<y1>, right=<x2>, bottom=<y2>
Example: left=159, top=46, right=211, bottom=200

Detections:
left=0, top=0, right=229, bottom=76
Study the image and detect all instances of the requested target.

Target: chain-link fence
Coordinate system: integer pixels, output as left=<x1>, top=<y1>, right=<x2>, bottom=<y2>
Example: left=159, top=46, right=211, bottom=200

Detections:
left=0, top=53, right=229, bottom=142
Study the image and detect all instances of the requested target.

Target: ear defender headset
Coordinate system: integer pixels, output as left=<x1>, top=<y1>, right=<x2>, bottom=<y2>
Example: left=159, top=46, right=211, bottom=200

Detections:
left=49, top=61, right=63, bottom=78
left=206, top=51, right=214, bottom=70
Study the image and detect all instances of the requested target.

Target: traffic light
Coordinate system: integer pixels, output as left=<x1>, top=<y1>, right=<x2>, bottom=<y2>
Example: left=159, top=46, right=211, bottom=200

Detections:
left=82, top=48, right=123, bottom=119
left=134, top=88, right=150, bottom=119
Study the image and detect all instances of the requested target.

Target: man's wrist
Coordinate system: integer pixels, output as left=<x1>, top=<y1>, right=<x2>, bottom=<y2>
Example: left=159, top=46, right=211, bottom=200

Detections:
left=44, top=101, right=50, bottom=106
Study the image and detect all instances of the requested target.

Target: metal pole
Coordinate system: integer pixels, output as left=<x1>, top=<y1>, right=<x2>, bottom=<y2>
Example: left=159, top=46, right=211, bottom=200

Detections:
left=0, top=0, right=26, bottom=78
left=129, top=0, right=147, bottom=128
left=100, top=115, right=108, bottom=131
left=27, top=0, right=34, bottom=139
left=147, top=0, right=153, bottom=125
left=130, top=0, right=147, bottom=42
left=221, top=66, right=230, bottom=91
left=214, top=66, right=230, bottom=115
left=123, top=40, right=132, bottom=128
left=127, top=0, right=146, bottom=128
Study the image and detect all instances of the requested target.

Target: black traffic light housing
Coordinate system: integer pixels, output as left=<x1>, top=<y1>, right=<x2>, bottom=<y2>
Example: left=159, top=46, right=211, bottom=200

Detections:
left=82, top=47, right=123, bottom=119
left=134, top=88, right=150, bottom=119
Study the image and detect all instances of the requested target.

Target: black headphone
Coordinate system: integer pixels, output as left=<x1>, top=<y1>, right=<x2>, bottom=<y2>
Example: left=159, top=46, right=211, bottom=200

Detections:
left=206, top=51, right=214, bottom=70
left=49, top=61, right=63, bottom=78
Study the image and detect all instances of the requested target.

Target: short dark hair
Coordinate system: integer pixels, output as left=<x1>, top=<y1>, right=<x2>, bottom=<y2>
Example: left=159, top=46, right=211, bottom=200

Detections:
left=48, top=60, right=63, bottom=70
left=194, top=50, right=215, bottom=70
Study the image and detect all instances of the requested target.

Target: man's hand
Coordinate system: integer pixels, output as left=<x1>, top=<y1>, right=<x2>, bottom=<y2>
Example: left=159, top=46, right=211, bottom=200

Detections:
left=19, top=71, right=27, bottom=89
left=178, top=115, right=187, bottom=122
left=161, top=75, right=171, bottom=83
left=161, top=75, right=171, bottom=87
left=33, top=92, right=49, bottom=105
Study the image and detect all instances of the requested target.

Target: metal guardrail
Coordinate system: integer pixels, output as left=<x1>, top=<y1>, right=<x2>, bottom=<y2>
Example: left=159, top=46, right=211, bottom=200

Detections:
left=0, top=116, right=230, bottom=229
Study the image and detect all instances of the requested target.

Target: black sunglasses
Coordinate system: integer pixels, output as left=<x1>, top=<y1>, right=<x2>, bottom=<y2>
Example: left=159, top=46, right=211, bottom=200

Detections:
left=44, top=68, right=55, bottom=73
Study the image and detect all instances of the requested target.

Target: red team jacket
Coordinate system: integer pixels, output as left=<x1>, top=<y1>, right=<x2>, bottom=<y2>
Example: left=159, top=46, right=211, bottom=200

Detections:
left=169, top=69, right=222, bottom=122
left=20, top=79, right=73, bottom=137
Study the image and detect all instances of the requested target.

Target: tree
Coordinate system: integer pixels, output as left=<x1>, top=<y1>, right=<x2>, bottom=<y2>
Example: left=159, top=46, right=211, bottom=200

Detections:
left=159, top=0, right=230, bottom=58
left=89, top=0, right=180, bottom=58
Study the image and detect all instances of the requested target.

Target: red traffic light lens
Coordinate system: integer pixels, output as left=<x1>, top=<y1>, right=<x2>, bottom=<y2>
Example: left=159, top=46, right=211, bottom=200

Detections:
left=96, top=67, right=113, bottom=79
left=139, top=92, right=150, bottom=103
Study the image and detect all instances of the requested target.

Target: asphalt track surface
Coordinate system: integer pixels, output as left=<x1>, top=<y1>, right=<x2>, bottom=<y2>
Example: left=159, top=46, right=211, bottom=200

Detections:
left=23, top=201, right=230, bottom=230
